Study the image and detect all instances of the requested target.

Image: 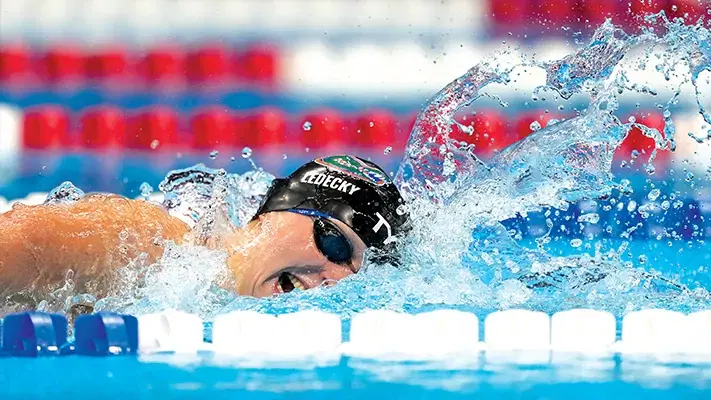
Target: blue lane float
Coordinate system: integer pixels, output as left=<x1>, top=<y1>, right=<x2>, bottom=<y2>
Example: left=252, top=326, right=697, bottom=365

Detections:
left=0, top=312, right=68, bottom=357
left=74, top=313, right=138, bottom=356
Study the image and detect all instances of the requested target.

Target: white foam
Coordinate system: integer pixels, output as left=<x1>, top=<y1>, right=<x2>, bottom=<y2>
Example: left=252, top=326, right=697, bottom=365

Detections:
left=135, top=192, right=165, bottom=204
left=0, top=196, right=9, bottom=214
left=138, top=309, right=205, bottom=353
left=21, top=192, right=49, bottom=206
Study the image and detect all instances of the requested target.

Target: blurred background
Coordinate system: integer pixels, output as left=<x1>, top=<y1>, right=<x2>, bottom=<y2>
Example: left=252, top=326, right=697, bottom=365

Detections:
left=0, top=0, right=709, bottom=221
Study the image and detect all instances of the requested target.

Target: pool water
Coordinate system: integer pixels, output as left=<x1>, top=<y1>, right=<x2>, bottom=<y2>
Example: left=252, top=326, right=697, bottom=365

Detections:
left=1, top=352, right=710, bottom=398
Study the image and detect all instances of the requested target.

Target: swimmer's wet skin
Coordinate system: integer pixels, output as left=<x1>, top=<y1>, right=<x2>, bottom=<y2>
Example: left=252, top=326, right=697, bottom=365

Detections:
left=0, top=155, right=409, bottom=301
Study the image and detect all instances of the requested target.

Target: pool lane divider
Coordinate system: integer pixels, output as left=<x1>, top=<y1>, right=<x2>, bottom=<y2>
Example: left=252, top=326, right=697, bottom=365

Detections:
left=0, top=312, right=68, bottom=357
left=1, top=309, right=711, bottom=359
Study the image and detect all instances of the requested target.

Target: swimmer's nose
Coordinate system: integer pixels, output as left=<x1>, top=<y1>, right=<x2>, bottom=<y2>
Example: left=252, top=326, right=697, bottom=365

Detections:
left=320, top=264, right=356, bottom=282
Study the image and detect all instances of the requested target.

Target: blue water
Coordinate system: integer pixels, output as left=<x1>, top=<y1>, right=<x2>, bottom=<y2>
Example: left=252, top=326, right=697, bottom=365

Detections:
left=1, top=353, right=710, bottom=399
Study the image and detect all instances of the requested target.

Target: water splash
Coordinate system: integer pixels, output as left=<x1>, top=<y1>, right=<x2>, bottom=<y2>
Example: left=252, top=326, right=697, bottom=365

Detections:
left=44, top=181, right=85, bottom=205
left=14, top=17, right=711, bottom=319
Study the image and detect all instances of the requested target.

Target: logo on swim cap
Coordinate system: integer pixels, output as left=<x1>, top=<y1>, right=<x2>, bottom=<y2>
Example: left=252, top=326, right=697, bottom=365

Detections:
left=315, top=155, right=388, bottom=186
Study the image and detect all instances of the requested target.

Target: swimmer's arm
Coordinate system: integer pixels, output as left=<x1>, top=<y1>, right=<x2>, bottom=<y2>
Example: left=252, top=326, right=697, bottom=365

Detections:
left=0, top=194, right=190, bottom=293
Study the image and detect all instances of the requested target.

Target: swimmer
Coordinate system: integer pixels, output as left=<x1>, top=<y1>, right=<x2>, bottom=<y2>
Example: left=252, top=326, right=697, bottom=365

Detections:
left=0, top=155, right=409, bottom=304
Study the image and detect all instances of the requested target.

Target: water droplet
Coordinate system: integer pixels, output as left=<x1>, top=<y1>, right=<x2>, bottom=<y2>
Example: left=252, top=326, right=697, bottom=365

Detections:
left=627, top=200, right=637, bottom=212
left=631, top=149, right=639, bottom=159
left=305, top=147, right=310, bottom=153
left=282, top=153, right=288, bottom=160
left=577, top=213, right=600, bottom=224
left=369, top=121, right=374, bottom=128
left=384, top=146, right=392, bottom=155
left=686, top=172, right=694, bottom=181
left=647, top=188, right=660, bottom=201
left=209, top=150, right=219, bottom=159
left=150, top=140, right=160, bottom=149
left=140, top=182, right=154, bottom=199
left=242, top=147, right=252, bottom=158
left=645, top=163, right=656, bottom=175
left=230, top=156, right=236, bottom=162
left=302, top=121, right=312, bottom=131
left=671, top=4, right=678, bottom=11
left=570, top=238, right=583, bottom=248
left=529, top=121, right=542, bottom=131
left=45, top=181, right=85, bottom=205
left=639, top=254, right=648, bottom=264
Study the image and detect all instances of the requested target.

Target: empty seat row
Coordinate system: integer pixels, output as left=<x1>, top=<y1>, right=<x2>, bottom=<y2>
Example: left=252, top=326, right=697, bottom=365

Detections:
left=2, top=309, right=711, bottom=359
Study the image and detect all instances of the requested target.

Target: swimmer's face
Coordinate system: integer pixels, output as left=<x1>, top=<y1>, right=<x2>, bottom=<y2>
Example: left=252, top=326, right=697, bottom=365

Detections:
left=229, top=211, right=367, bottom=297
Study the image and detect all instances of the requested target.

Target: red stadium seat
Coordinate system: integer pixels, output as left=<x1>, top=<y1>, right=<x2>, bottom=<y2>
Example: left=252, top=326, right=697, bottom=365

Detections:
left=580, top=0, right=622, bottom=26
left=185, top=44, right=230, bottom=83
left=23, top=106, right=70, bottom=149
left=85, top=47, right=129, bottom=80
left=79, top=106, right=126, bottom=149
left=299, top=110, right=344, bottom=149
left=237, top=107, right=287, bottom=148
left=451, top=111, right=508, bottom=156
left=351, top=110, right=397, bottom=149
left=0, top=44, right=31, bottom=82
left=190, top=107, right=236, bottom=149
left=125, top=107, right=179, bottom=150
left=236, top=44, right=279, bottom=85
left=615, top=113, right=670, bottom=170
left=138, top=46, right=185, bottom=84
left=38, top=45, right=85, bottom=83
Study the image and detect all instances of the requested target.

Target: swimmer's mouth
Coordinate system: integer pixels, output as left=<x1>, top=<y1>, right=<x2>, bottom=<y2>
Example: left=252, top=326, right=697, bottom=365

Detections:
left=276, top=272, right=306, bottom=294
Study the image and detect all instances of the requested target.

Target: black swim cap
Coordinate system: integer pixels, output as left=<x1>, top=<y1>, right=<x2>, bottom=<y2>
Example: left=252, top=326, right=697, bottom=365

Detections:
left=253, top=155, right=409, bottom=250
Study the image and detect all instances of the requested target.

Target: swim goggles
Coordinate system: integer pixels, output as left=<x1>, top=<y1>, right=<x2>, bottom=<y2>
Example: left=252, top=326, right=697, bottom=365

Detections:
left=289, top=208, right=353, bottom=265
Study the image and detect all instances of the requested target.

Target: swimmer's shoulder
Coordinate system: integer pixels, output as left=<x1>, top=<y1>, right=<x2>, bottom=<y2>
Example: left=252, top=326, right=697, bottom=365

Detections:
left=2, top=193, right=190, bottom=241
